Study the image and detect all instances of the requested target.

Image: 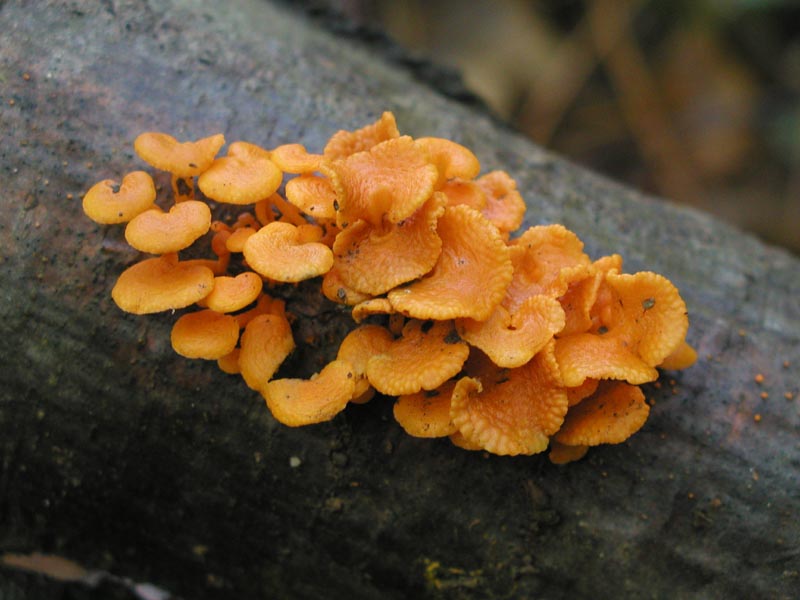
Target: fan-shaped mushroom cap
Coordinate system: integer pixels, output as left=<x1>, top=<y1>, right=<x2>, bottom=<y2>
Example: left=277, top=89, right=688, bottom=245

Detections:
left=456, top=294, right=566, bottom=368
left=269, top=143, right=323, bottom=174
left=388, top=205, right=513, bottom=321
left=449, top=430, right=484, bottom=451
left=559, top=254, right=622, bottom=336
left=548, top=441, right=589, bottom=465
left=200, top=271, right=263, bottom=313
left=198, top=142, right=282, bottom=205
left=323, top=136, right=439, bottom=228
left=604, top=271, right=689, bottom=365
left=111, top=254, right=214, bottom=314
left=124, top=200, right=211, bottom=254
left=332, top=193, right=446, bottom=296
left=263, top=359, right=356, bottom=427
left=217, top=348, right=241, bottom=375
left=554, top=382, right=650, bottom=446
left=565, top=378, right=600, bottom=407
left=238, top=312, right=295, bottom=391
left=659, top=340, right=697, bottom=370
left=284, top=174, right=337, bottom=220
left=323, top=111, right=400, bottom=160
left=351, top=298, right=394, bottom=323
left=229, top=141, right=272, bottom=160
left=439, top=179, right=487, bottom=211
left=170, top=309, right=239, bottom=359
left=82, top=171, right=157, bottom=224
left=243, top=221, right=334, bottom=282
left=554, top=334, right=658, bottom=386
left=296, top=223, right=325, bottom=244
left=450, top=342, right=568, bottom=455
left=415, top=137, right=480, bottom=183
left=393, top=380, right=458, bottom=438
left=505, top=224, right=592, bottom=312
left=336, top=324, right=394, bottom=400
left=556, top=271, right=688, bottom=386
left=321, top=266, right=372, bottom=306
left=477, top=171, right=526, bottom=234
left=366, top=320, right=469, bottom=396
left=224, top=227, right=257, bottom=253
left=134, top=132, right=225, bottom=177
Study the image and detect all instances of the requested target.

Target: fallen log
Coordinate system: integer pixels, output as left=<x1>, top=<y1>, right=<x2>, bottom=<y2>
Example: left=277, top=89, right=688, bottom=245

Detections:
left=0, top=1, right=798, bottom=598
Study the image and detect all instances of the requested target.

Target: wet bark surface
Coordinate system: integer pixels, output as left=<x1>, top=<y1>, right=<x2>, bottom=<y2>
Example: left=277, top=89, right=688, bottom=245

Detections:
left=1, top=1, right=798, bottom=598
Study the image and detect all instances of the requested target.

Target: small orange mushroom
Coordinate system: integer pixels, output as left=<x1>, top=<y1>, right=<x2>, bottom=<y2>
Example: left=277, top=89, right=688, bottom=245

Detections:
left=197, top=141, right=282, bottom=205
left=477, top=171, right=526, bottom=235
left=124, top=200, right=211, bottom=254
left=548, top=441, right=589, bottom=464
left=388, top=204, right=513, bottom=321
left=332, top=193, right=446, bottom=296
left=415, top=136, right=480, bottom=184
left=321, top=266, right=372, bottom=306
left=296, top=223, right=325, bottom=244
left=393, top=380, right=458, bottom=438
left=565, top=378, right=600, bottom=407
left=243, top=221, right=334, bottom=282
left=323, top=111, right=400, bottom=160
left=227, top=141, right=272, bottom=161
left=170, top=309, right=239, bottom=359
left=263, top=359, right=356, bottom=426
left=199, top=271, right=263, bottom=313
left=81, top=112, right=695, bottom=464
left=238, top=312, right=295, bottom=391
left=439, top=178, right=487, bottom=211
left=366, top=319, right=469, bottom=396
left=111, top=254, right=214, bottom=314
left=269, top=143, right=323, bottom=174
left=225, top=227, right=257, bottom=253
left=450, top=342, right=568, bottom=455
left=555, top=333, right=657, bottom=386
left=82, top=171, right=156, bottom=224
left=559, top=254, right=622, bottom=336
left=554, top=381, right=650, bottom=447
left=134, top=132, right=225, bottom=178
left=323, top=136, right=439, bottom=227
left=449, top=430, right=484, bottom=451
left=336, top=324, right=394, bottom=401
left=604, top=271, right=689, bottom=366
left=217, top=348, right=242, bottom=375
left=351, top=298, right=394, bottom=323
left=555, top=270, right=689, bottom=386
left=659, top=340, right=698, bottom=371
left=505, top=224, right=592, bottom=312
left=217, top=348, right=241, bottom=375
left=284, top=174, right=338, bottom=220
left=456, top=294, right=566, bottom=369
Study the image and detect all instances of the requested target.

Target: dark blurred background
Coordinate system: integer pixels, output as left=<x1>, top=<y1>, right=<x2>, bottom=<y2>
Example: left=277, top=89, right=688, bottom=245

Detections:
left=315, top=0, right=800, bottom=255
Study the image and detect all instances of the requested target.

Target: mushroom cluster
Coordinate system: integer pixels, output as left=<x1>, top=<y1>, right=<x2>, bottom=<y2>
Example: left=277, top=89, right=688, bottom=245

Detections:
left=82, top=112, right=696, bottom=463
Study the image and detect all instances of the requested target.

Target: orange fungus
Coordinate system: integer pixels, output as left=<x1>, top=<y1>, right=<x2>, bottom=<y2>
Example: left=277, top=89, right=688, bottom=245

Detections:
left=82, top=111, right=694, bottom=466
